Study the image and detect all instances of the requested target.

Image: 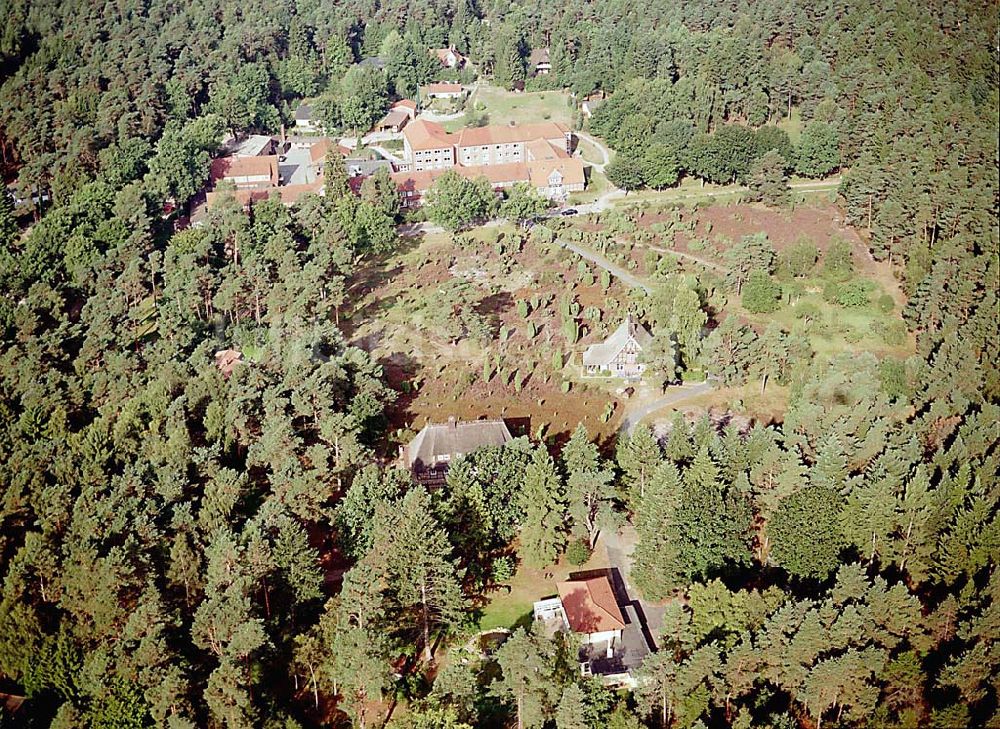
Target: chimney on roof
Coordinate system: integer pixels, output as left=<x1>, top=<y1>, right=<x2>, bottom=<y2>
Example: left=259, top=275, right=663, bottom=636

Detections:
left=447, top=416, right=457, bottom=429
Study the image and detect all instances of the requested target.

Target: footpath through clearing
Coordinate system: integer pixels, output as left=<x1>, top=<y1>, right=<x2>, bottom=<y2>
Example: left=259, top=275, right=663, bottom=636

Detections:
left=557, top=238, right=653, bottom=293
left=618, top=381, right=714, bottom=433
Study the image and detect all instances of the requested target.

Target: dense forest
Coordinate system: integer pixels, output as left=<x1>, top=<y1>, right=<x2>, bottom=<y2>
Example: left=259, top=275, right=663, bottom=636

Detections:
left=0, top=0, right=997, bottom=727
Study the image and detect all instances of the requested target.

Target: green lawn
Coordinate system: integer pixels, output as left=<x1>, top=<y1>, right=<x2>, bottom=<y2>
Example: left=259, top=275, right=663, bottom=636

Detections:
left=739, top=286, right=913, bottom=359
left=777, top=106, right=804, bottom=143
left=476, top=546, right=611, bottom=631
left=576, top=137, right=608, bottom=166
left=568, top=168, right=610, bottom=205
left=472, top=85, right=574, bottom=127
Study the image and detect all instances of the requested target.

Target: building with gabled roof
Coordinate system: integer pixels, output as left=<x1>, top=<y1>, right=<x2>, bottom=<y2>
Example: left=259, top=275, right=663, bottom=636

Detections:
left=431, top=48, right=466, bottom=68
left=420, top=82, right=466, bottom=100
left=403, top=416, right=513, bottom=486
left=557, top=577, right=626, bottom=636
left=375, top=107, right=412, bottom=133
left=533, top=573, right=651, bottom=687
left=529, top=47, right=552, bottom=75
left=294, top=104, right=322, bottom=132
left=209, top=156, right=279, bottom=189
left=582, top=316, right=654, bottom=378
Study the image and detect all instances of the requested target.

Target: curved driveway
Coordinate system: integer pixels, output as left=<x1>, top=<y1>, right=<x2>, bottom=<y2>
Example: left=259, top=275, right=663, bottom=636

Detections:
left=618, top=381, right=713, bottom=433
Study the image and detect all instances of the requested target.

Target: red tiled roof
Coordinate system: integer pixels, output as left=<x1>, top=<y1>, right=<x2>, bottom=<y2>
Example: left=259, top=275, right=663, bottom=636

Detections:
left=421, top=82, right=464, bottom=96
left=214, top=349, right=243, bottom=378
left=391, top=163, right=529, bottom=193
left=205, top=179, right=323, bottom=209
left=557, top=577, right=626, bottom=634
left=403, top=119, right=456, bottom=151
left=455, top=122, right=569, bottom=148
left=526, top=138, right=569, bottom=161
left=310, top=139, right=331, bottom=163
left=209, top=155, right=279, bottom=185
left=528, top=158, right=586, bottom=188
left=392, top=99, right=417, bottom=112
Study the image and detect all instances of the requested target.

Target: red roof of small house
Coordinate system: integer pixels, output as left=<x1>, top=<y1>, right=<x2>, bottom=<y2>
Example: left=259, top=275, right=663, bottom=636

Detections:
left=205, top=179, right=323, bottom=210
left=431, top=48, right=466, bottom=66
left=392, top=99, right=417, bottom=113
left=310, top=139, right=331, bottom=163
left=556, top=577, right=626, bottom=634
left=209, top=155, right=279, bottom=186
left=421, top=82, right=464, bottom=96
left=391, top=162, right=530, bottom=194
left=214, top=349, right=243, bottom=378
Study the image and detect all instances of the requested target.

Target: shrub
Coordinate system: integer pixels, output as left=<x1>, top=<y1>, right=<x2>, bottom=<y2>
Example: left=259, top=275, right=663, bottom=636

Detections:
left=783, top=236, right=820, bottom=277
left=877, top=293, right=895, bottom=313
left=492, top=556, right=515, bottom=583
left=837, top=279, right=872, bottom=308
left=742, top=270, right=782, bottom=313
left=822, top=239, right=854, bottom=281
left=872, top=318, right=908, bottom=346
left=822, top=280, right=842, bottom=304
left=566, top=539, right=592, bottom=565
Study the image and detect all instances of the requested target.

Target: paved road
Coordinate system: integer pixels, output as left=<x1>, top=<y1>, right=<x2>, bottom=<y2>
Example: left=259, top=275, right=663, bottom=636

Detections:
left=619, top=381, right=713, bottom=433
left=558, top=238, right=653, bottom=293
left=575, top=188, right=627, bottom=214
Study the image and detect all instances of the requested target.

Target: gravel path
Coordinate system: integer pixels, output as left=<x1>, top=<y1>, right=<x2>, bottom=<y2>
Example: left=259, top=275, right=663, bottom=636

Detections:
left=618, top=381, right=714, bottom=434
left=557, top=238, right=652, bottom=293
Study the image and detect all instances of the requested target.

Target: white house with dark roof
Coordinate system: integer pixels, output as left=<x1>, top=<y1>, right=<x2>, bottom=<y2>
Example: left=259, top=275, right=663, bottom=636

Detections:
left=403, top=417, right=513, bottom=486
left=533, top=574, right=650, bottom=686
left=294, top=104, right=320, bottom=132
left=581, top=316, right=653, bottom=378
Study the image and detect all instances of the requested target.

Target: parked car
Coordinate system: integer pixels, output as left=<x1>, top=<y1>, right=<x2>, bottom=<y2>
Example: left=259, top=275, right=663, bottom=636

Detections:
left=560, top=208, right=578, bottom=216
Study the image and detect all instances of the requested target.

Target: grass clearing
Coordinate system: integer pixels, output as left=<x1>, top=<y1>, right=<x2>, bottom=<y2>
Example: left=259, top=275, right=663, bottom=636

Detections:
left=568, top=169, right=610, bottom=205
left=477, top=545, right=611, bottom=631
left=472, top=86, right=574, bottom=126
left=777, top=106, right=804, bottom=143
left=576, top=137, right=606, bottom=166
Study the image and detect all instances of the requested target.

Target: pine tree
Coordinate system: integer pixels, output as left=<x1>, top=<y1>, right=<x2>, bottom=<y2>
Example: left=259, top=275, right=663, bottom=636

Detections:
left=616, top=424, right=662, bottom=503
left=747, top=150, right=791, bottom=206
left=519, top=447, right=568, bottom=569
left=811, top=435, right=850, bottom=490
left=324, top=147, right=350, bottom=199
left=377, top=488, right=466, bottom=661
left=664, top=412, right=694, bottom=464
left=632, top=461, right=684, bottom=600
left=769, top=486, right=845, bottom=579
left=684, top=444, right=721, bottom=491
left=0, top=189, right=17, bottom=249
left=555, top=684, right=590, bottom=729
left=752, top=322, right=790, bottom=393
left=491, top=629, right=556, bottom=729
left=563, top=425, right=616, bottom=550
